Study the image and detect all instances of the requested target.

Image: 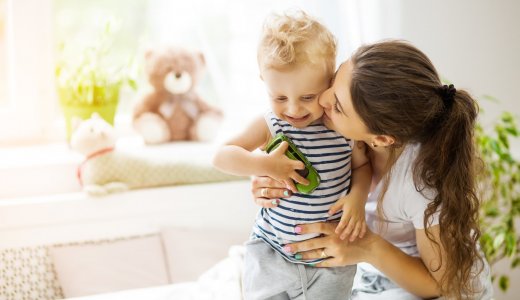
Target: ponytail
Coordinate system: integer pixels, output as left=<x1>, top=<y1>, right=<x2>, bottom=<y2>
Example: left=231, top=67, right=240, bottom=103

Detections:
left=416, top=88, right=483, bottom=298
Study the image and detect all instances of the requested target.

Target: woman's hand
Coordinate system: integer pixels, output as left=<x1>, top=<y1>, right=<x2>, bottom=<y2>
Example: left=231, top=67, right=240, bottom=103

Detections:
left=286, top=222, right=380, bottom=267
left=251, top=176, right=293, bottom=208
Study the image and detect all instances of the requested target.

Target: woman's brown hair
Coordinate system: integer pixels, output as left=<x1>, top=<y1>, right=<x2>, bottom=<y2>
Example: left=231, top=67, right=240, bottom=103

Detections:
left=350, top=40, right=482, bottom=299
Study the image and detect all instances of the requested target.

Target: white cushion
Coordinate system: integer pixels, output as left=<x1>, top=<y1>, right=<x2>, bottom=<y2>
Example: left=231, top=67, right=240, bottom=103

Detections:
left=50, top=235, right=169, bottom=298
left=161, top=227, right=248, bottom=282
left=0, top=246, right=64, bottom=300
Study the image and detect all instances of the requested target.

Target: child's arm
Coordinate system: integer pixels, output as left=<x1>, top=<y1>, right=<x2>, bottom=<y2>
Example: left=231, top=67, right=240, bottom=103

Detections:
left=212, top=116, right=308, bottom=191
left=328, top=141, right=371, bottom=241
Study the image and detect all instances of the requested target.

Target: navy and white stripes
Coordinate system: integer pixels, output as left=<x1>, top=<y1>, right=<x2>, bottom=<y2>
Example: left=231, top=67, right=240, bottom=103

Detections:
left=253, top=111, right=353, bottom=264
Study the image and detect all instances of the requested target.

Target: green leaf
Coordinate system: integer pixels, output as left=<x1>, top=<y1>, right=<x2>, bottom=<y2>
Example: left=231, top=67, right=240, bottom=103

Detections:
left=440, top=77, right=452, bottom=85
left=127, top=79, right=138, bottom=91
left=501, top=112, right=514, bottom=123
left=485, top=207, right=499, bottom=217
left=489, top=140, right=502, bottom=155
left=512, top=257, right=520, bottom=268
left=499, top=275, right=509, bottom=291
left=493, top=233, right=506, bottom=249
left=505, top=233, right=517, bottom=257
left=505, top=127, right=518, bottom=136
left=481, top=94, right=500, bottom=103
left=55, top=17, right=133, bottom=106
left=498, top=132, right=510, bottom=149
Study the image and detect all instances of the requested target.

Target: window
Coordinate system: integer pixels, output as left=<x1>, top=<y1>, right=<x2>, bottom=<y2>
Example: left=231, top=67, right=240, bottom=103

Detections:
left=0, top=0, right=7, bottom=108
left=1, top=0, right=351, bottom=145
left=53, top=0, right=350, bottom=138
left=0, top=0, right=54, bottom=145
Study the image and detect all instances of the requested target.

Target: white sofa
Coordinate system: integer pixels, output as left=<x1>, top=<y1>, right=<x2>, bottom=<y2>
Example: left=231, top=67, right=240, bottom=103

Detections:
left=0, top=141, right=257, bottom=299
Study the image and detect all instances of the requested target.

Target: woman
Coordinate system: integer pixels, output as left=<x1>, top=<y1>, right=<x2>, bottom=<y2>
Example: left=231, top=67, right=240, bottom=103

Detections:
left=251, top=40, right=492, bottom=299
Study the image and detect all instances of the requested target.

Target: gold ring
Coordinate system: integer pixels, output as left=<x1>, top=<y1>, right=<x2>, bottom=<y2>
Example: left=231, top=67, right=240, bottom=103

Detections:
left=320, top=249, right=328, bottom=258
left=261, top=188, right=268, bottom=198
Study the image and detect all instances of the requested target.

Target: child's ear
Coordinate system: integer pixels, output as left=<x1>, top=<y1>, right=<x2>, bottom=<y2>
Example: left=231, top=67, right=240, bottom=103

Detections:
left=198, top=52, right=206, bottom=67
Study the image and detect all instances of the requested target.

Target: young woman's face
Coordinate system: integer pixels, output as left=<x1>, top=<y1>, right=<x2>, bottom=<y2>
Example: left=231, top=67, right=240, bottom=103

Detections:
left=319, top=61, right=372, bottom=141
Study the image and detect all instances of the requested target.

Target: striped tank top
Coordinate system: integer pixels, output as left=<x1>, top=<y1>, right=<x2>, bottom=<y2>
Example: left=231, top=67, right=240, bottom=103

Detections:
left=252, top=111, right=353, bottom=264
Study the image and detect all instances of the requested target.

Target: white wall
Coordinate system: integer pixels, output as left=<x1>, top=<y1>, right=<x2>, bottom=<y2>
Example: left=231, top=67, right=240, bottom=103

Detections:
left=347, top=0, right=519, bottom=123
left=397, top=0, right=520, bottom=123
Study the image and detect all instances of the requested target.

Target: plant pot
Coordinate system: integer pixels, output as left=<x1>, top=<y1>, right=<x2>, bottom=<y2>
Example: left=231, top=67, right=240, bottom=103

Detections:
left=58, top=85, right=120, bottom=140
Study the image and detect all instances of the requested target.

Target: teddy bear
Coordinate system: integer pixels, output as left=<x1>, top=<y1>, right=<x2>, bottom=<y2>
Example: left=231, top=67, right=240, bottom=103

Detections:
left=71, top=113, right=240, bottom=196
left=133, top=46, right=223, bottom=144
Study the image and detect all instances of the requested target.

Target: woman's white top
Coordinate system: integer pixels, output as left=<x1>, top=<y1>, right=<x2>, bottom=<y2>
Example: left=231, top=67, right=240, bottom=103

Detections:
left=361, top=143, right=439, bottom=273
left=358, top=143, right=492, bottom=298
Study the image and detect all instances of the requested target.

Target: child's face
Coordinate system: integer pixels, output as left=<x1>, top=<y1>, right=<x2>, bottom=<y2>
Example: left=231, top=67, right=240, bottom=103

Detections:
left=262, top=64, right=330, bottom=128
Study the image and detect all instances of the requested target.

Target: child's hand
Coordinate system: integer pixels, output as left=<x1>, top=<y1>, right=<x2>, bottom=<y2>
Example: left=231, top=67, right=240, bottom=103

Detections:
left=265, top=141, right=309, bottom=192
left=328, top=195, right=367, bottom=241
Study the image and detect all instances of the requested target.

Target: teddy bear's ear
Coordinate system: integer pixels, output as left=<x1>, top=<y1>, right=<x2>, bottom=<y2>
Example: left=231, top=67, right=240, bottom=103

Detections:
left=198, top=52, right=206, bottom=67
left=143, top=49, right=157, bottom=74
left=144, top=49, right=154, bottom=60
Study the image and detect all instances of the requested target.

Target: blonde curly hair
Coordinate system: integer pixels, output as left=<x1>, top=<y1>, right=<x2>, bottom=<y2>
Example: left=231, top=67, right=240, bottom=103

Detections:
left=258, top=10, right=336, bottom=74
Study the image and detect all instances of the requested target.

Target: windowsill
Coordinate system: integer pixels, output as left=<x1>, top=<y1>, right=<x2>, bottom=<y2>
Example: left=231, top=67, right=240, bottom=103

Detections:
left=0, top=135, right=146, bottom=199
left=0, top=115, right=147, bottom=199
left=0, top=135, right=224, bottom=199
left=0, top=142, right=83, bottom=199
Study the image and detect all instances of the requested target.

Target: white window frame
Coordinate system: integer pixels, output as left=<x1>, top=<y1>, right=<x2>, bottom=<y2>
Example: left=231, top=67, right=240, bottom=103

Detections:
left=0, top=0, right=55, bottom=144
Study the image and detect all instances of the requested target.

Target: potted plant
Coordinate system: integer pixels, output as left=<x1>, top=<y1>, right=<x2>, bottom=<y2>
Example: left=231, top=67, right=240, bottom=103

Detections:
left=55, top=19, right=137, bottom=139
left=476, top=97, right=520, bottom=292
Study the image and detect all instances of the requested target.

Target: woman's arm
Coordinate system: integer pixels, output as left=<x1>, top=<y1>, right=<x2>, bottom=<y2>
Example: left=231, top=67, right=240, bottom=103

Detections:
left=364, top=228, right=441, bottom=298
left=415, top=225, right=446, bottom=291
left=287, top=222, right=441, bottom=299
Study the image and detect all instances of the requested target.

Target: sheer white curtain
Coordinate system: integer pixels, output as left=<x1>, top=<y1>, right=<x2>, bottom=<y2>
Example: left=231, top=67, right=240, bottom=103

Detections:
left=0, top=0, right=55, bottom=144
left=145, top=0, right=396, bottom=139
left=337, top=0, right=401, bottom=57
left=0, top=0, right=7, bottom=109
left=141, top=0, right=365, bottom=140
left=0, top=0, right=392, bottom=144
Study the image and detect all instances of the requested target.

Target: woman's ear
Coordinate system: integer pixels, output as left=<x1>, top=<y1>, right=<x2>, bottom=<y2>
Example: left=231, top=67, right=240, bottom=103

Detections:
left=373, top=135, right=395, bottom=147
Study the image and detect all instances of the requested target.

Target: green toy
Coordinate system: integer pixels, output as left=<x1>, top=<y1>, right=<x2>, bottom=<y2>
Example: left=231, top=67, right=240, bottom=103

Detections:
left=265, top=134, right=320, bottom=194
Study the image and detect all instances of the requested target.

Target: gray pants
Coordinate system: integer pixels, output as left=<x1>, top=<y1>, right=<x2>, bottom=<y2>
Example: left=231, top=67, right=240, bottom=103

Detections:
left=351, top=265, right=421, bottom=300
left=242, top=238, right=356, bottom=300
left=352, top=261, right=493, bottom=300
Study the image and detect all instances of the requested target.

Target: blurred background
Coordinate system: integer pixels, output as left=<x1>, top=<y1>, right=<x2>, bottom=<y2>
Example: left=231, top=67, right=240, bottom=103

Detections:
left=0, top=0, right=518, bottom=144
left=0, top=0, right=519, bottom=299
